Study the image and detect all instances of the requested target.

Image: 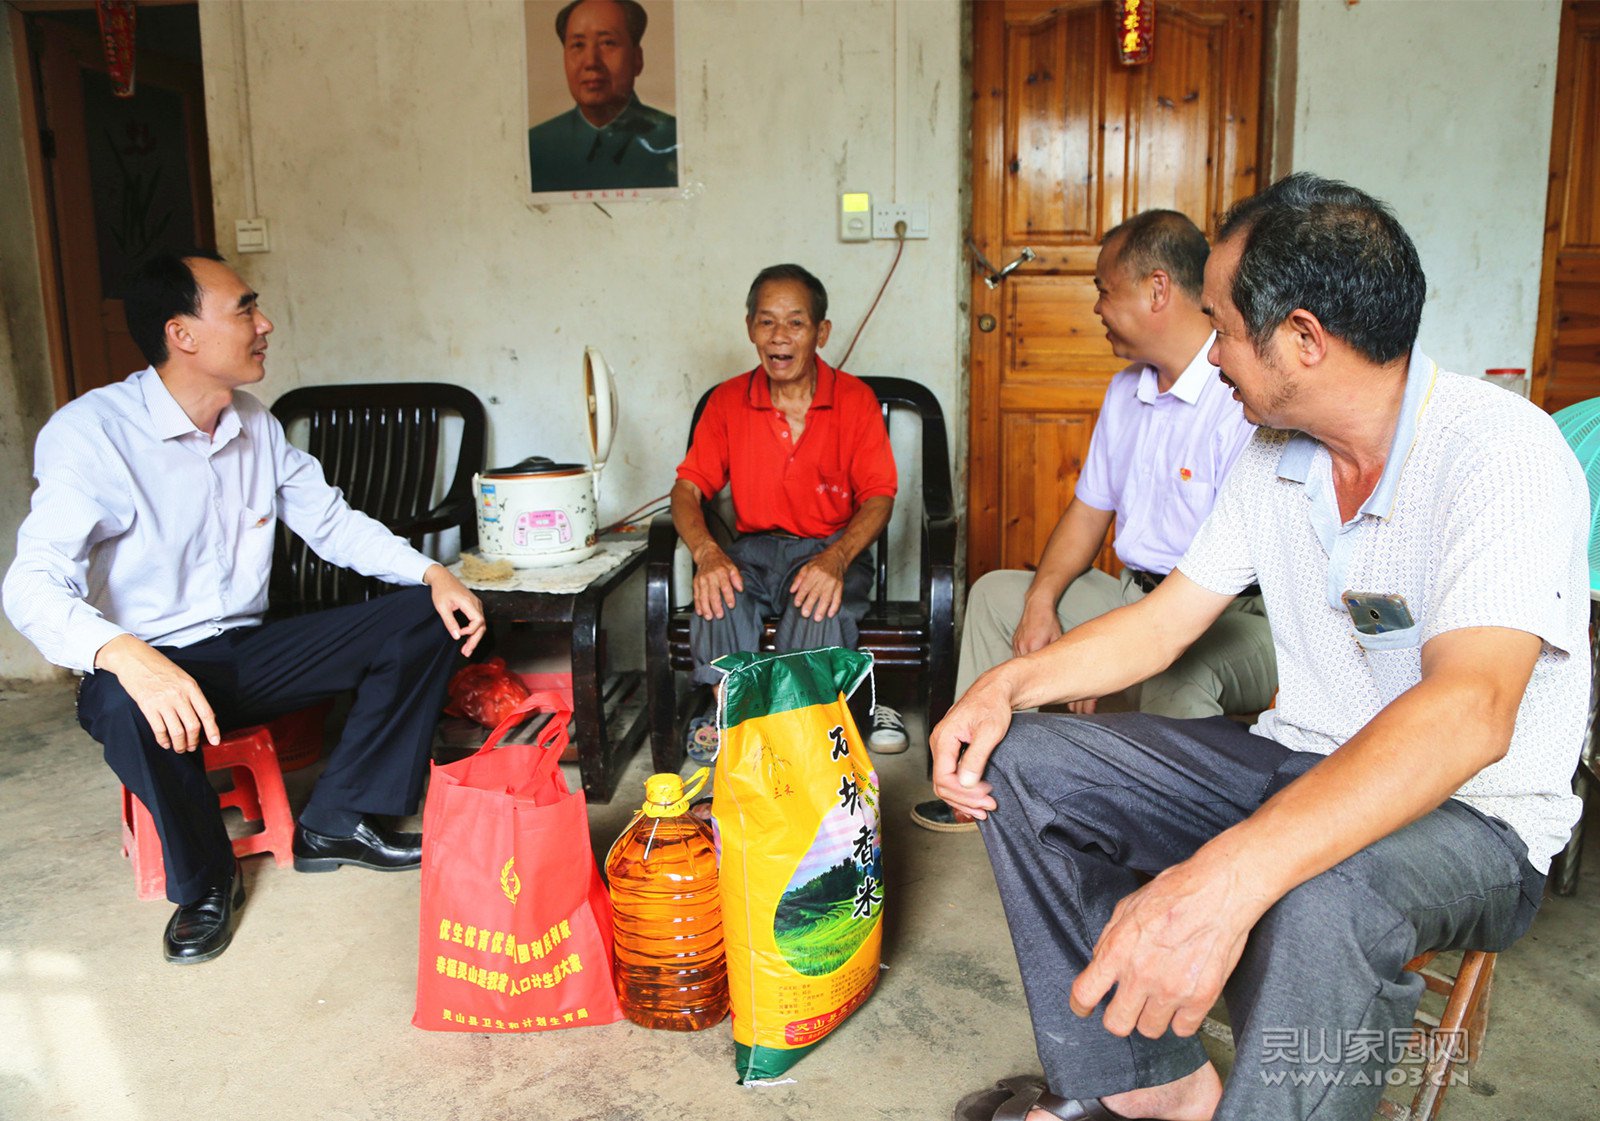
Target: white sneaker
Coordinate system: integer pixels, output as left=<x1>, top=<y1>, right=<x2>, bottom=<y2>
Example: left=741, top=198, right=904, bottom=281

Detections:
left=868, top=705, right=909, bottom=754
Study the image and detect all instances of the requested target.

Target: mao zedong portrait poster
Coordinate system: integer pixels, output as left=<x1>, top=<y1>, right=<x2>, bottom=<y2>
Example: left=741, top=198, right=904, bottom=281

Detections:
left=525, top=0, right=680, bottom=201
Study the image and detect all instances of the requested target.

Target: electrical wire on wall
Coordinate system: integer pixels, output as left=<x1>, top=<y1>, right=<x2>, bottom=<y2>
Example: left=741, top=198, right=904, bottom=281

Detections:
left=837, top=224, right=908, bottom=370
left=598, top=493, right=671, bottom=536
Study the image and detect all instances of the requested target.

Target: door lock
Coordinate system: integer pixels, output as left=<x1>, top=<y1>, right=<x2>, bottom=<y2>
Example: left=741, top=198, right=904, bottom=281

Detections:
left=977, top=315, right=997, bottom=333
left=968, top=238, right=1037, bottom=289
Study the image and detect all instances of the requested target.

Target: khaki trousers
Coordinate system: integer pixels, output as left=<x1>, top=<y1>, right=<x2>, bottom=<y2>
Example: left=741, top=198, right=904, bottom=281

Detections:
left=955, top=568, right=1277, bottom=717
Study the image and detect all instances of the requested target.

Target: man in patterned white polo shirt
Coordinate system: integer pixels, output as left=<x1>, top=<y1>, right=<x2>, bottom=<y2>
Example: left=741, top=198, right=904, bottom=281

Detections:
left=934, top=173, right=1589, bottom=1121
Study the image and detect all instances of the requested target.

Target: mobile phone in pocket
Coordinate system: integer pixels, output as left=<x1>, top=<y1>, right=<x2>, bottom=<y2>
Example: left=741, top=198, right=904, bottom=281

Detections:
left=1342, top=591, right=1415, bottom=636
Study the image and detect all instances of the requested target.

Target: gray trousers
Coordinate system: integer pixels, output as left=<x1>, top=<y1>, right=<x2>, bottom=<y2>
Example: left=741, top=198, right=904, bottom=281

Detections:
left=981, top=713, right=1544, bottom=1121
left=957, top=569, right=1277, bottom=717
left=689, top=531, right=873, bottom=686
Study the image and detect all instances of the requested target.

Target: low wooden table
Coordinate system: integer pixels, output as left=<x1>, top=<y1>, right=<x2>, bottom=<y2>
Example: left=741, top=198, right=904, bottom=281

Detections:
left=467, top=539, right=649, bottom=804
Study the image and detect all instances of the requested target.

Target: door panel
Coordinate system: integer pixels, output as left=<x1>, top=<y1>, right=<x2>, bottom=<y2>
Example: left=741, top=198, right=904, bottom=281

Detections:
left=1536, top=1, right=1600, bottom=411
left=1007, top=278, right=1120, bottom=381
left=33, top=11, right=213, bottom=400
left=999, top=410, right=1115, bottom=574
left=968, top=0, right=1268, bottom=580
left=1005, top=3, right=1103, bottom=241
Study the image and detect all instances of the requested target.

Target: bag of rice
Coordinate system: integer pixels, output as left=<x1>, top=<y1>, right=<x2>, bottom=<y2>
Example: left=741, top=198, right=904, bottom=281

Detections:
left=709, top=647, right=883, bottom=1083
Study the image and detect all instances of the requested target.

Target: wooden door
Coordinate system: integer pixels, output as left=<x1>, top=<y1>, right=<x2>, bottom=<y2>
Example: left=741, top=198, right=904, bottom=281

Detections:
left=1534, top=0, right=1600, bottom=413
left=31, top=9, right=213, bottom=399
left=967, top=0, right=1269, bottom=581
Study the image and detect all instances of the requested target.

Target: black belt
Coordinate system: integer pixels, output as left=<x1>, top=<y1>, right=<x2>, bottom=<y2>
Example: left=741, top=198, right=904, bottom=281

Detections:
left=1126, top=568, right=1261, bottom=599
left=1125, top=568, right=1165, bottom=594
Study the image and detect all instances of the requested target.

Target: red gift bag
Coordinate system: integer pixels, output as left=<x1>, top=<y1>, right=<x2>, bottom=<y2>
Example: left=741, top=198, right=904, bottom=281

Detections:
left=413, top=691, right=624, bottom=1032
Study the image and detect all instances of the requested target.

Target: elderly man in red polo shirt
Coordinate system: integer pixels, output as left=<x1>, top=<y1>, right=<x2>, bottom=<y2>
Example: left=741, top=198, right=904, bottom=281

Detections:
left=670, top=263, right=904, bottom=755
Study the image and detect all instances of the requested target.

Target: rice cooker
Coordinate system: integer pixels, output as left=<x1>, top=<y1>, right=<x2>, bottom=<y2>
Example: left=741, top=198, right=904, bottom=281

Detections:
left=473, top=347, right=617, bottom=568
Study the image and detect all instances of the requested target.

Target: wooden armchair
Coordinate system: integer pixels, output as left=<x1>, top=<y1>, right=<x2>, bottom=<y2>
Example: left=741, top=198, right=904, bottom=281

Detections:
left=268, top=382, right=487, bottom=612
left=644, top=375, right=956, bottom=771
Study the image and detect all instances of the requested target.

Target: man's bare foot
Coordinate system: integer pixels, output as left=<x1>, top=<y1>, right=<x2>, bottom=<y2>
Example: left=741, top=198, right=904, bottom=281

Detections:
left=1099, top=1061, right=1223, bottom=1120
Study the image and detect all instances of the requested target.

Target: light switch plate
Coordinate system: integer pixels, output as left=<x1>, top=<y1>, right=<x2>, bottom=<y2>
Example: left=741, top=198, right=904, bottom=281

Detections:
left=235, top=217, right=270, bottom=254
left=839, top=192, right=871, bottom=242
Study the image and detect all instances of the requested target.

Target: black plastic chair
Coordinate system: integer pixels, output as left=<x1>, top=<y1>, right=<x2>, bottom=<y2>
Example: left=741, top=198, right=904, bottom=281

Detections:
left=268, top=382, right=486, bottom=612
left=644, top=376, right=956, bottom=771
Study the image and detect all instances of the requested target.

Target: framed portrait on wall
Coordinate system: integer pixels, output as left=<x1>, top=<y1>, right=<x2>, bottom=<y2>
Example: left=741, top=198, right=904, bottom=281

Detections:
left=525, top=0, right=680, bottom=202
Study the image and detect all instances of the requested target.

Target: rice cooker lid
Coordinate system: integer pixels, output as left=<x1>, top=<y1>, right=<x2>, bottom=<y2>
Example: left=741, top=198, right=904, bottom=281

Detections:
left=482, top=348, right=616, bottom=481
left=482, top=456, right=587, bottom=479
left=584, top=346, right=616, bottom=473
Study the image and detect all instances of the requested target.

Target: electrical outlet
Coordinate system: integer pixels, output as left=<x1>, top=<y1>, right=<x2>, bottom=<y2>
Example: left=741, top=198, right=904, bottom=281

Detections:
left=872, top=201, right=930, bottom=239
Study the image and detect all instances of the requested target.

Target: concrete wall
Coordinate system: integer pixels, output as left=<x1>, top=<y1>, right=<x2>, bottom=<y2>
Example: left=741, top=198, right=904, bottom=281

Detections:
left=0, top=16, right=68, bottom=683
left=1291, top=0, right=1562, bottom=375
left=197, top=0, right=965, bottom=584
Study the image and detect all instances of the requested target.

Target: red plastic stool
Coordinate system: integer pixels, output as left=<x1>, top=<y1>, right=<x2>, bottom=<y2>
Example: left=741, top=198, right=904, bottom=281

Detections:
left=119, top=725, right=296, bottom=901
left=268, top=700, right=333, bottom=772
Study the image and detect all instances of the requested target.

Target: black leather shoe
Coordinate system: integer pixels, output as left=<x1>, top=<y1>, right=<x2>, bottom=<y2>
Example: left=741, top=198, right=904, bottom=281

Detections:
left=163, top=860, right=245, bottom=965
left=293, top=817, right=423, bottom=873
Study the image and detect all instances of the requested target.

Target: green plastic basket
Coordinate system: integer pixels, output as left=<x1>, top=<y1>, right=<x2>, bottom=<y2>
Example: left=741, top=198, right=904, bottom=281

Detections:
left=1553, top=398, right=1600, bottom=596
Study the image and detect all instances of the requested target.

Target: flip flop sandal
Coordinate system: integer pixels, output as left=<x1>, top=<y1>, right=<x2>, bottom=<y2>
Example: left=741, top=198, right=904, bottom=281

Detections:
left=952, top=1076, right=1150, bottom=1121
left=685, top=715, right=720, bottom=764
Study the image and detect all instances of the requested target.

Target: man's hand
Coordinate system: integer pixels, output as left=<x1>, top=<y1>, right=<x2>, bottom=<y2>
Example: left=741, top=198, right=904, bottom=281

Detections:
left=692, top=543, right=744, bottom=620
left=424, top=564, right=486, bottom=656
left=790, top=549, right=849, bottom=621
left=1070, top=852, right=1269, bottom=1039
left=94, top=633, right=220, bottom=753
left=1012, top=601, right=1105, bottom=710
left=1012, top=599, right=1064, bottom=658
left=927, top=671, right=1018, bottom=820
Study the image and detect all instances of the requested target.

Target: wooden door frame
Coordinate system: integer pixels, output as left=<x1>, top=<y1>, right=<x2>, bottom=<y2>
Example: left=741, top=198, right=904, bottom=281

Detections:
left=10, top=4, right=72, bottom=409
left=1531, top=0, right=1583, bottom=410
left=9, top=0, right=204, bottom=408
left=963, top=0, right=1286, bottom=584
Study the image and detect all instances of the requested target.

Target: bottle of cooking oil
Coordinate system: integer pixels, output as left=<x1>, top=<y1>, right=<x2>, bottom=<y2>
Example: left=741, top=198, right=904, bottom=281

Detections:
left=605, top=768, right=728, bottom=1030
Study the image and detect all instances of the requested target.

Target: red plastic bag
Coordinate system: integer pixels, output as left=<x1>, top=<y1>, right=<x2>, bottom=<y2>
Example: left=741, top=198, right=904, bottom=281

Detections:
left=443, top=657, right=531, bottom=728
left=413, top=691, right=624, bottom=1033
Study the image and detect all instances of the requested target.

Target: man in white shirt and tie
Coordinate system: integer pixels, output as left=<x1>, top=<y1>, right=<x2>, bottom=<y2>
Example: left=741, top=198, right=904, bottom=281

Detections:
left=3, top=252, right=485, bottom=965
left=913, top=210, right=1276, bottom=832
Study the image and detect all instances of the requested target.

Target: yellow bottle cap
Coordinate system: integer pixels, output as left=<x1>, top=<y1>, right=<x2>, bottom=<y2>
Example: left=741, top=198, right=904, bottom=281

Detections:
left=641, top=767, right=709, bottom=818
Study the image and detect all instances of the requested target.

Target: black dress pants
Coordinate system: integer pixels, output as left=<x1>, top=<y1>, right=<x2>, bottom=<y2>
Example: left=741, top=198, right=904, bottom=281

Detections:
left=78, top=587, right=459, bottom=905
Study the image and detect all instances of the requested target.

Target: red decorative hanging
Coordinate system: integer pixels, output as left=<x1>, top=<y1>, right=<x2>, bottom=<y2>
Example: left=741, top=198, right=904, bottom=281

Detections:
left=96, top=0, right=138, bottom=98
left=1115, top=0, right=1155, bottom=67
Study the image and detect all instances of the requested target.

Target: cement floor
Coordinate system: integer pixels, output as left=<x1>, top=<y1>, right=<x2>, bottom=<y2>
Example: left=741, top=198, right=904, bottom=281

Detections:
left=1, top=676, right=1596, bottom=1121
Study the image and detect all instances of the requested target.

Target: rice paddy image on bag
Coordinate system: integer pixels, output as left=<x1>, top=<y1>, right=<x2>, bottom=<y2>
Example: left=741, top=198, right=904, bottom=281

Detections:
left=709, top=648, right=883, bottom=1083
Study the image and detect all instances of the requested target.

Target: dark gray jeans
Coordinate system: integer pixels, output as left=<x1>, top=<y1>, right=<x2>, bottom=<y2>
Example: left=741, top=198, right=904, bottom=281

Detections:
left=688, top=530, right=873, bottom=685
left=979, top=713, right=1544, bottom=1121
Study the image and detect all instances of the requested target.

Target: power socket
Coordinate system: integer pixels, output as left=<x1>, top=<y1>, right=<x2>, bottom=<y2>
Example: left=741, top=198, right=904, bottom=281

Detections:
left=872, top=202, right=929, bottom=239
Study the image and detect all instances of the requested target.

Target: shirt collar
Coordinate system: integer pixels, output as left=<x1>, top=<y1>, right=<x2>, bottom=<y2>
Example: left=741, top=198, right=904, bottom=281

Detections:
left=1134, top=333, right=1217, bottom=406
left=746, top=355, right=837, bottom=410
left=140, top=367, right=199, bottom=440
left=575, top=94, right=644, bottom=135
left=138, top=366, right=245, bottom=447
left=1275, top=348, right=1440, bottom=520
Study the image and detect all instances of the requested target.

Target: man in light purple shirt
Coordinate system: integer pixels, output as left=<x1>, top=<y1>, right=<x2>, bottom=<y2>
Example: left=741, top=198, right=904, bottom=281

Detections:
left=913, top=211, right=1276, bottom=832
left=3, top=253, right=485, bottom=965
